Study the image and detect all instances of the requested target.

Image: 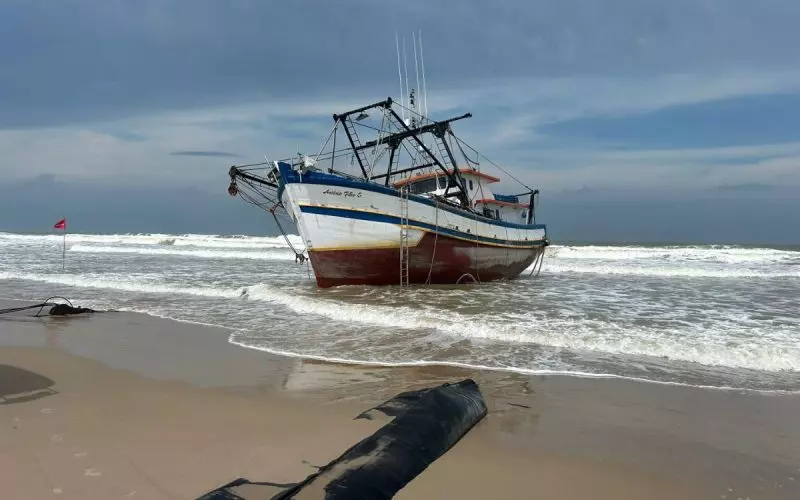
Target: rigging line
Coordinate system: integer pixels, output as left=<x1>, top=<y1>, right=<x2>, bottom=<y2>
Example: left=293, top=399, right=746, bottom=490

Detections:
left=473, top=201, right=482, bottom=284
left=312, top=122, right=339, bottom=162
left=277, top=147, right=356, bottom=164
left=233, top=161, right=270, bottom=168
left=312, top=149, right=359, bottom=163
left=392, top=101, right=431, bottom=125
left=470, top=153, right=488, bottom=284
left=398, top=139, right=425, bottom=172
left=371, top=110, right=388, bottom=158
left=405, top=132, right=424, bottom=167
left=330, top=120, right=338, bottom=171
left=236, top=185, right=281, bottom=210
left=239, top=196, right=275, bottom=211
left=453, top=136, right=533, bottom=191
left=236, top=184, right=272, bottom=203
left=474, top=157, right=489, bottom=213
left=270, top=205, right=307, bottom=262
left=369, top=147, right=390, bottom=176
left=425, top=197, right=440, bottom=285
left=351, top=120, right=390, bottom=134
left=453, top=133, right=479, bottom=166
left=235, top=178, right=278, bottom=199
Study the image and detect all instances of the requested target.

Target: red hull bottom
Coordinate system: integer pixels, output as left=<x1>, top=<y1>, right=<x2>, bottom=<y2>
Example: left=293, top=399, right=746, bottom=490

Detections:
left=308, top=233, right=545, bottom=287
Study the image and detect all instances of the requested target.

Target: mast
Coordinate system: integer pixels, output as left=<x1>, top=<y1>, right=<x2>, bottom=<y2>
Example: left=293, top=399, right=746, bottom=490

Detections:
left=402, top=38, right=410, bottom=126
left=395, top=33, right=405, bottom=122
left=419, top=30, right=428, bottom=118
left=413, top=33, right=422, bottom=119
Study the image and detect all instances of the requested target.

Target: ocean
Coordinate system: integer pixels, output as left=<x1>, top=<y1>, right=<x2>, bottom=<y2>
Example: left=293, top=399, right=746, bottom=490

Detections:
left=1, top=232, right=798, bottom=392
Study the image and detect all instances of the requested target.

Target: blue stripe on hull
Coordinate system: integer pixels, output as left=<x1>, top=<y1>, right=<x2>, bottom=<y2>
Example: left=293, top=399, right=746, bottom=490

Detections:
left=299, top=205, right=547, bottom=248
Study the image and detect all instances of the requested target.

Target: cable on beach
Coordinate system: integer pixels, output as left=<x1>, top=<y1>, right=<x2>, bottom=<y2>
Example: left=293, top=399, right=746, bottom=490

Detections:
left=0, top=297, right=96, bottom=317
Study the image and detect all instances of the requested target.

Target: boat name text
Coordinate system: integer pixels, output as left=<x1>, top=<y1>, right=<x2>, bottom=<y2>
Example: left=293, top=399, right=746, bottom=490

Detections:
left=322, top=188, right=362, bottom=198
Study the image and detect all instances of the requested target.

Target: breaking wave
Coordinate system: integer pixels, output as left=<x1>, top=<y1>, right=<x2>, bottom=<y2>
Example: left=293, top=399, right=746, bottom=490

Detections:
left=0, top=232, right=303, bottom=250
left=68, top=244, right=296, bottom=261
left=548, top=244, right=799, bottom=264
left=539, top=244, right=800, bottom=279
left=2, top=270, right=797, bottom=373
left=4, top=233, right=799, bottom=391
left=0, top=271, right=244, bottom=299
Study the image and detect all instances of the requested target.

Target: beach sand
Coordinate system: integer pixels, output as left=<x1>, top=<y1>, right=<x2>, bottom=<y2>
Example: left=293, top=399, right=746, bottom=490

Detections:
left=1, top=299, right=798, bottom=499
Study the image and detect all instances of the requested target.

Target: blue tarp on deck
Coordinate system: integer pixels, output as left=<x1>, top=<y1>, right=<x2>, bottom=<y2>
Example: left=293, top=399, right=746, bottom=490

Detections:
left=494, top=194, right=519, bottom=203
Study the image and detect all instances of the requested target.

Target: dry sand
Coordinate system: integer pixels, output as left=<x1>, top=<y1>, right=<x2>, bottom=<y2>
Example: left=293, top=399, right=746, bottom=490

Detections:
left=1, top=299, right=798, bottom=499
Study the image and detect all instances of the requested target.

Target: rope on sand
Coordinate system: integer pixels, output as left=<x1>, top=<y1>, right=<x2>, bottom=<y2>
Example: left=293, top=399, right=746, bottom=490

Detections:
left=0, top=296, right=95, bottom=317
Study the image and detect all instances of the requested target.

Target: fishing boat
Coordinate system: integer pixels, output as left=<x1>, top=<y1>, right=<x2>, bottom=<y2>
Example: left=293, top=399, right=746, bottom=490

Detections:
left=227, top=37, right=547, bottom=287
left=227, top=93, right=548, bottom=287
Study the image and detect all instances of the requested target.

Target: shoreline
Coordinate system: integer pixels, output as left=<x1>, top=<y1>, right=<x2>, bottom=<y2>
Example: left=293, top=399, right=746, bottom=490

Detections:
left=229, top=337, right=800, bottom=395
left=2, top=299, right=799, bottom=499
left=6, top=296, right=796, bottom=394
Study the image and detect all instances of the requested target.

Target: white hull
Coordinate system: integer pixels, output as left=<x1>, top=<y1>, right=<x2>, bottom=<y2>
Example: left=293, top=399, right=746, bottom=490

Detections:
left=282, top=181, right=547, bottom=252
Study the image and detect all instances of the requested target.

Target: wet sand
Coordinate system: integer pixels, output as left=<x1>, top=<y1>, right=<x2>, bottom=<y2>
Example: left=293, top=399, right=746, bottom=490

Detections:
left=1, top=299, right=798, bottom=499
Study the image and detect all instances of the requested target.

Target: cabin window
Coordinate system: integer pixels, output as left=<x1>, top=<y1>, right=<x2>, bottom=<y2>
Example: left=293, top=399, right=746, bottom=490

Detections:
left=495, top=209, right=500, bottom=219
left=437, top=176, right=446, bottom=189
left=522, top=210, right=527, bottom=219
left=408, top=178, right=438, bottom=194
left=469, top=179, right=474, bottom=190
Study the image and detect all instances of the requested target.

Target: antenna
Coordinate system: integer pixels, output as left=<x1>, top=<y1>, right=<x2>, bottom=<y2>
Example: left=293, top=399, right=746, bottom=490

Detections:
left=395, top=32, right=405, bottom=122
left=419, top=30, right=428, bottom=119
left=403, top=37, right=410, bottom=126
left=413, top=33, right=422, bottom=119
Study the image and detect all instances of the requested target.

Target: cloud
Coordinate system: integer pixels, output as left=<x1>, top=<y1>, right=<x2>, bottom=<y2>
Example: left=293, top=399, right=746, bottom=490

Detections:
left=170, top=151, right=242, bottom=158
left=4, top=82, right=800, bottom=193
left=575, top=142, right=800, bottom=163
left=2, top=0, right=800, bottom=205
left=483, top=138, right=800, bottom=194
left=716, top=183, right=776, bottom=192
left=447, top=71, right=800, bottom=150
left=2, top=0, right=800, bottom=128
left=537, top=92, right=800, bottom=148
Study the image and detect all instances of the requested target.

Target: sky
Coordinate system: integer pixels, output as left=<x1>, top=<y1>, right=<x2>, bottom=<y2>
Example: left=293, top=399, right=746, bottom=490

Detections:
left=1, top=0, right=799, bottom=243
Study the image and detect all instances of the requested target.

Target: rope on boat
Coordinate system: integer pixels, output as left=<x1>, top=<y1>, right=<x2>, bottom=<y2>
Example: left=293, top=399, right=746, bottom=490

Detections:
left=473, top=218, right=482, bottom=283
left=229, top=165, right=310, bottom=270
left=472, top=164, right=490, bottom=284
left=453, top=134, right=480, bottom=167
left=453, top=136, right=536, bottom=194
left=424, top=197, right=440, bottom=285
left=528, top=247, right=546, bottom=277
left=456, top=273, right=479, bottom=284
left=269, top=204, right=307, bottom=264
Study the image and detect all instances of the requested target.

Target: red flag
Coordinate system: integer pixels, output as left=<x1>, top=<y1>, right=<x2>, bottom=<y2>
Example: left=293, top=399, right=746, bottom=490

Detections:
left=54, top=218, right=66, bottom=230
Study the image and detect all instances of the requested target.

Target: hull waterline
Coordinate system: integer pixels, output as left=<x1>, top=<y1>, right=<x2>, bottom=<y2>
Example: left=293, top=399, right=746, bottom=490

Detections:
left=308, top=232, right=545, bottom=287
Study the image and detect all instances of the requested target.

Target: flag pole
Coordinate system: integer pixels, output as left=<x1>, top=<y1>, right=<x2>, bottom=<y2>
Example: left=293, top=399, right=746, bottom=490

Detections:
left=62, top=216, right=66, bottom=270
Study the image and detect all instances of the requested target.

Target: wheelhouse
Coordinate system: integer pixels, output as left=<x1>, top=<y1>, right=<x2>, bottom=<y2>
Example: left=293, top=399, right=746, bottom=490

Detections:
left=393, top=169, right=528, bottom=222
